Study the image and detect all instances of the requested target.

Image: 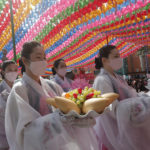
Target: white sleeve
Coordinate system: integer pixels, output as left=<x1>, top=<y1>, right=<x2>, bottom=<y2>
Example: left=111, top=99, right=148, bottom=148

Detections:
left=23, top=113, right=72, bottom=150
left=5, top=84, right=67, bottom=150
left=47, top=80, right=64, bottom=96
left=23, top=112, right=99, bottom=150
left=93, top=75, right=118, bottom=118
left=54, top=82, right=64, bottom=96
left=115, top=96, right=150, bottom=150
left=5, top=88, right=66, bottom=150
left=5, top=87, right=40, bottom=150
left=13, top=81, right=29, bottom=103
left=0, top=94, right=9, bottom=149
left=93, top=75, right=114, bottom=94
left=117, top=96, right=150, bottom=124
left=6, top=87, right=99, bottom=150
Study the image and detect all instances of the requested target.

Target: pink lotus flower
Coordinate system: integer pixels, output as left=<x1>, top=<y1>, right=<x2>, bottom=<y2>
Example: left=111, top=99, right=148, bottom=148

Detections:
left=71, top=78, right=91, bottom=90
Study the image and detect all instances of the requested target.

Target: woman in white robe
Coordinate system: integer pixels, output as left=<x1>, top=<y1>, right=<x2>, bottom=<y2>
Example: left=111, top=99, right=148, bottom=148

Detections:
left=93, top=45, right=150, bottom=150
left=0, top=60, right=18, bottom=150
left=0, top=60, right=18, bottom=93
left=52, top=59, right=72, bottom=92
left=5, top=41, right=99, bottom=150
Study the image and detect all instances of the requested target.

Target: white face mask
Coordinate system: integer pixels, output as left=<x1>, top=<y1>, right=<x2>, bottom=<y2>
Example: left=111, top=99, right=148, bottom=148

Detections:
left=29, top=60, right=47, bottom=76
left=5, top=72, right=18, bottom=82
left=57, top=68, right=67, bottom=77
left=109, top=58, right=123, bottom=71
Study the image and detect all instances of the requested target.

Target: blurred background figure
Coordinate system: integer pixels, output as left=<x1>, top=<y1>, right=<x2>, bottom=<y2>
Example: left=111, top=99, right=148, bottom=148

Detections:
left=0, top=60, right=18, bottom=150
left=52, top=59, right=72, bottom=92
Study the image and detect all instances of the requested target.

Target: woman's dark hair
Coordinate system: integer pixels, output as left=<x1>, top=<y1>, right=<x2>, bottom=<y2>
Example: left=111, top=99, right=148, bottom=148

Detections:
left=19, top=41, right=41, bottom=74
left=95, top=45, right=116, bottom=69
left=52, top=59, right=64, bottom=75
left=1, top=60, right=16, bottom=79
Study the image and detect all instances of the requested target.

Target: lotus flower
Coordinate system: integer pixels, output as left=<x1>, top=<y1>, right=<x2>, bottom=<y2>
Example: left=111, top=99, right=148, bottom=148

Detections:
left=71, top=78, right=92, bottom=89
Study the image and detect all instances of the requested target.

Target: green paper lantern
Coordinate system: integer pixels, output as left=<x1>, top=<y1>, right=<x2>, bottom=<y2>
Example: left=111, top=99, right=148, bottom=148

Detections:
left=65, top=7, right=70, bottom=17
left=74, top=2, right=79, bottom=12
left=145, top=5, right=149, bottom=10
left=116, top=18, right=120, bottom=21
left=126, top=13, right=130, bottom=18
left=79, top=1, right=84, bottom=9
left=84, top=0, right=89, bottom=5
left=121, top=16, right=124, bottom=20
left=70, top=5, right=74, bottom=14
left=110, top=21, right=114, bottom=24
left=148, top=3, right=150, bottom=7
left=137, top=8, right=142, bottom=13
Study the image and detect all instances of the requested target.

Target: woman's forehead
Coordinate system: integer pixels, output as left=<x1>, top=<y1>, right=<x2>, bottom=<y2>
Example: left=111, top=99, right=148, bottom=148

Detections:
left=110, top=48, right=119, bottom=55
left=33, top=46, right=45, bottom=55
left=6, top=64, right=17, bottom=70
left=59, top=61, right=66, bottom=65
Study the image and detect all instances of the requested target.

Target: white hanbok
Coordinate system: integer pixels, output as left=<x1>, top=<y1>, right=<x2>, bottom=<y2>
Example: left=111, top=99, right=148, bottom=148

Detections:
left=5, top=73, right=99, bottom=150
left=53, top=74, right=72, bottom=92
left=0, top=80, right=11, bottom=149
left=0, top=80, right=11, bottom=94
left=93, top=69, right=150, bottom=150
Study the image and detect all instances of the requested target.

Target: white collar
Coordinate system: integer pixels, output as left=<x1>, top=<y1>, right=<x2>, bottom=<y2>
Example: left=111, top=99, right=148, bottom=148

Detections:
left=55, top=74, right=68, bottom=82
left=2, top=80, right=11, bottom=93
left=100, top=68, right=110, bottom=75
left=22, top=73, right=49, bottom=97
left=100, top=68, right=118, bottom=78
